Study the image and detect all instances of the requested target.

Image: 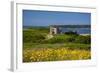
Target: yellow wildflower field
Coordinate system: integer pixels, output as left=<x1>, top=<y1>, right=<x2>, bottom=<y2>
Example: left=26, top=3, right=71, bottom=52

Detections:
left=23, top=48, right=91, bottom=62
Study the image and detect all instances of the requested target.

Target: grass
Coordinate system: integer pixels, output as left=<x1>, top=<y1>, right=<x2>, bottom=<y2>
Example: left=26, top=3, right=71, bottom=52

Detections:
left=23, top=43, right=90, bottom=50
left=23, top=27, right=91, bottom=62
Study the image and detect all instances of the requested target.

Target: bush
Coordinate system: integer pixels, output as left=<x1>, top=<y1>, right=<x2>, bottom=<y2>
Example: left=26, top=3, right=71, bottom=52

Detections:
left=75, top=35, right=91, bottom=44
left=43, top=34, right=76, bottom=44
left=23, top=30, right=46, bottom=43
left=64, top=31, right=78, bottom=35
left=46, top=35, right=91, bottom=44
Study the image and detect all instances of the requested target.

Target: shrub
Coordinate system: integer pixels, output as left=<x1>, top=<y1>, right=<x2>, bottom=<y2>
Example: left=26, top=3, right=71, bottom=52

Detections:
left=75, top=35, right=91, bottom=44
left=64, top=31, right=78, bottom=35
left=43, top=34, right=76, bottom=44
left=23, top=30, right=46, bottom=43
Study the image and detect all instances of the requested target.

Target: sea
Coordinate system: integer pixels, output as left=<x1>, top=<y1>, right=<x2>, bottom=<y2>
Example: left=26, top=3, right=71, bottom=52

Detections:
left=59, top=28, right=91, bottom=34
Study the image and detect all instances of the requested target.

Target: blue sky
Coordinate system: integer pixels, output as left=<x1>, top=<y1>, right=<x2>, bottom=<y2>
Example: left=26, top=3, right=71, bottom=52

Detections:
left=23, top=10, right=91, bottom=26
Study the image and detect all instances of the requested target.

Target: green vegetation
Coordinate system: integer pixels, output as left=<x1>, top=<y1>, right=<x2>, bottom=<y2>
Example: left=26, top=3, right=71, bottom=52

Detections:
left=23, top=27, right=91, bottom=62
left=23, top=48, right=91, bottom=62
left=23, top=43, right=90, bottom=50
left=23, top=28, right=49, bottom=43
